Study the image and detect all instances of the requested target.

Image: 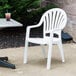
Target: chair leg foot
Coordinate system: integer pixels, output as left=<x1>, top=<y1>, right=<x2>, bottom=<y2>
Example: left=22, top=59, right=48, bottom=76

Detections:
left=47, top=65, right=50, bottom=70
left=24, top=52, right=27, bottom=64
left=24, top=60, right=27, bottom=64
left=62, top=59, right=65, bottom=62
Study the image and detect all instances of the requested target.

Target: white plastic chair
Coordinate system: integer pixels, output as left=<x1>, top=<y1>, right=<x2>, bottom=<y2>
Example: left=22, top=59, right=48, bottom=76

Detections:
left=24, top=8, right=67, bottom=69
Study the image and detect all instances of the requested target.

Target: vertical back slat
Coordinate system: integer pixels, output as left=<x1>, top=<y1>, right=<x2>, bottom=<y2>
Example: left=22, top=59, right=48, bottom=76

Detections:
left=57, top=12, right=61, bottom=28
left=49, top=12, right=52, bottom=30
left=48, top=13, right=50, bottom=30
left=59, top=17, right=65, bottom=28
left=46, top=14, right=49, bottom=31
left=42, top=8, right=67, bottom=38
left=44, top=16, right=46, bottom=32
left=51, top=11, right=53, bottom=30
left=52, top=11, right=56, bottom=29
left=54, top=11, right=59, bottom=28
left=55, top=11, right=60, bottom=28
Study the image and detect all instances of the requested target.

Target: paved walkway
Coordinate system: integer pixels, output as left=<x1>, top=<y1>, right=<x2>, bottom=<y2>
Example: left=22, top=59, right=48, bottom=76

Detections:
left=0, top=43, right=76, bottom=76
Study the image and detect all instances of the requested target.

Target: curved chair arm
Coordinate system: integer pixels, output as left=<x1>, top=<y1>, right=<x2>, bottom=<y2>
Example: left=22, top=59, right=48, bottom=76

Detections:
left=27, top=24, right=39, bottom=30
left=26, top=24, right=41, bottom=38
left=27, top=15, right=44, bottom=30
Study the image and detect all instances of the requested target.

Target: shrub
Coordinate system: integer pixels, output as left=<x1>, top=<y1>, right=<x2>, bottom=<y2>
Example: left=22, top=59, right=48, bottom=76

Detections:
left=21, top=3, right=58, bottom=26
left=0, top=0, right=11, bottom=17
left=0, top=0, right=58, bottom=26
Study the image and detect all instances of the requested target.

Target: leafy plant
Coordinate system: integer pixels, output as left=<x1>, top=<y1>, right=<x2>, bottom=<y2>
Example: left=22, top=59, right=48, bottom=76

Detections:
left=22, top=3, right=58, bottom=25
left=0, top=0, right=11, bottom=17
left=9, top=0, right=41, bottom=21
left=0, top=0, right=58, bottom=26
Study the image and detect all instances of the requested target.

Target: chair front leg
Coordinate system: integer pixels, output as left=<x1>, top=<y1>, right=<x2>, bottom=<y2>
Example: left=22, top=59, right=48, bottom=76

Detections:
left=47, top=43, right=52, bottom=70
left=24, top=38, right=28, bottom=64
left=24, top=28, right=30, bottom=64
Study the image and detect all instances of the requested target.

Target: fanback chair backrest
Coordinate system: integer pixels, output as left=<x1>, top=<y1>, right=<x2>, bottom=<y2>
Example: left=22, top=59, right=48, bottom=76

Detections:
left=40, top=8, right=67, bottom=38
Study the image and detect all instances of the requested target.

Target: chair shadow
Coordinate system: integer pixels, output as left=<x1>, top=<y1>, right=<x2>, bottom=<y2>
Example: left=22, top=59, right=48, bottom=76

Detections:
left=0, top=27, right=25, bottom=49
left=0, top=27, right=43, bottom=49
left=27, top=57, right=64, bottom=69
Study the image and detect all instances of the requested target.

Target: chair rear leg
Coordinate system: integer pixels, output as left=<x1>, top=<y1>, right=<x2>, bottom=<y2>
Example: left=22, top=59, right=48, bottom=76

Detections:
left=24, top=40, right=28, bottom=64
left=40, top=44, right=47, bottom=58
left=47, top=44, right=52, bottom=70
left=58, top=42, right=65, bottom=62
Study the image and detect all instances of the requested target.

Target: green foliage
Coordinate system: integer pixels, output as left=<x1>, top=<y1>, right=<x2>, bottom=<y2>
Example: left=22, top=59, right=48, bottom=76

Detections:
left=0, top=0, right=58, bottom=26
left=22, top=3, right=58, bottom=25
left=0, top=0, right=40, bottom=18
left=8, top=0, right=41, bottom=21
left=0, top=0, right=11, bottom=17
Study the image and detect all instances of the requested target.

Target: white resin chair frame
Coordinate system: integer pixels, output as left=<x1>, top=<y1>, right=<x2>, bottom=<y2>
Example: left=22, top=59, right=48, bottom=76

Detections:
left=24, top=8, right=67, bottom=70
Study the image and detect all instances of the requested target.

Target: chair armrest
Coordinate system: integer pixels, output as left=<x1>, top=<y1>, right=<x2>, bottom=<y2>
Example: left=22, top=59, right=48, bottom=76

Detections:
left=26, top=24, right=42, bottom=38
left=27, top=15, right=44, bottom=29
left=26, top=24, right=40, bottom=38
left=27, top=24, right=40, bottom=29
left=26, top=15, right=44, bottom=38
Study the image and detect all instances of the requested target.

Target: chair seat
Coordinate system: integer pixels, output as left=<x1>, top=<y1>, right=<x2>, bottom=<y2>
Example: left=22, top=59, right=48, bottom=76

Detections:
left=28, top=38, right=47, bottom=44
left=28, top=37, right=59, bottom=44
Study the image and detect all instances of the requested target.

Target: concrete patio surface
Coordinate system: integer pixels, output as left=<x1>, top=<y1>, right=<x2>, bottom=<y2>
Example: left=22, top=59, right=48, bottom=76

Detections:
left=0, top=43, right=76, bottom=76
